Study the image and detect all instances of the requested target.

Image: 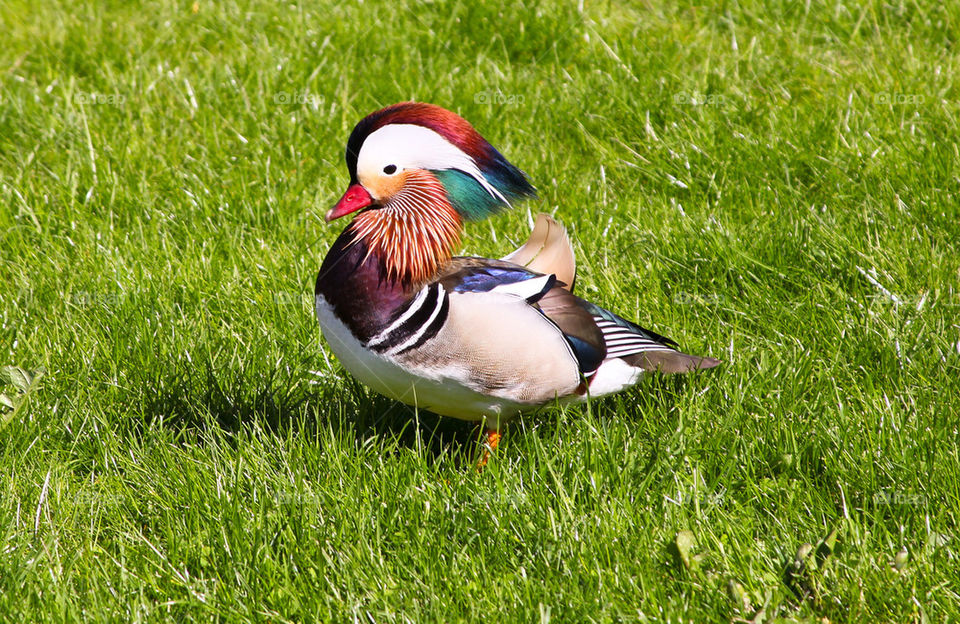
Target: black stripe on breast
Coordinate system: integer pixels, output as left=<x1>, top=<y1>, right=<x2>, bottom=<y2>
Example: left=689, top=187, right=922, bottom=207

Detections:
left=368, top=284, right=444, bottom=354
left=394, top=289, right=449, bottom=355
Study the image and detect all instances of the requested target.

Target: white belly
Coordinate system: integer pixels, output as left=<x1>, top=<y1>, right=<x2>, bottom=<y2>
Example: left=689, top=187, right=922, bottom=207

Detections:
left=316, top=295, right=529, bottom=429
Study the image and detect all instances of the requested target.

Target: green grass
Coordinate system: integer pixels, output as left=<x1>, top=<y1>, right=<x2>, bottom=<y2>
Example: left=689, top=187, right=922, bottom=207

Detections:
left=2, top=0, right=959, bottom=621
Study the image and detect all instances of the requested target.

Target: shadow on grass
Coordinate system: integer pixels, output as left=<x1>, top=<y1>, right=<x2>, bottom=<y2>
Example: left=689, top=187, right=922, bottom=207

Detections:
left=137, top=350, right=699, bottom=468
left=137, top=356, right=484, bottom=464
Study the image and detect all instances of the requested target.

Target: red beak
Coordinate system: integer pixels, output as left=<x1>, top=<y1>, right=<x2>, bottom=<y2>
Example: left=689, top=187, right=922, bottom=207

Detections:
left=326, top=184, right=374, bottom=221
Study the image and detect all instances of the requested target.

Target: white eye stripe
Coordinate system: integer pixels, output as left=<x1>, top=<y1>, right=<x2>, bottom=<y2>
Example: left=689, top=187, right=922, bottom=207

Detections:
left=357, top=124, right=508, bottom=205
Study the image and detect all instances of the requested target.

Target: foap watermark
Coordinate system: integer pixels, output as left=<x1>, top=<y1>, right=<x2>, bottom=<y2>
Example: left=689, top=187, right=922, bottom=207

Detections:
left=871, top=491, right=930, bottom=507
left=274, top=91, right=323, bottom=106
left=3, top=287, right=36, bottom=306
left=471, top=490, right=529, bottom=506
left=271, top=489, right=323, bottom=506
left=664, top=491, right=726, bottom=507
left=474, top=90, right=525, bottom=106
left=874, top=92, right=925, bottom=106
left=273, top=292, right=313, bottom=307
left=68, top=290, right=125, bottom=308
left=71, top=491, right=130, bottom=507
left=862, top=292, right=960, bottom=309
left=673, top=91, right=727, bottom=108
left=74, top=91, right=126, bottom=106
left=673, top=292, right=726, bottom=306
left=66, top=488, right=325, bottom=508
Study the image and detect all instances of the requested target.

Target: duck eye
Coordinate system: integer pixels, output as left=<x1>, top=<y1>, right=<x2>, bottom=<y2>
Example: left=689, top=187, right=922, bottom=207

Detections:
left=383, top=164, right=397, bottom=175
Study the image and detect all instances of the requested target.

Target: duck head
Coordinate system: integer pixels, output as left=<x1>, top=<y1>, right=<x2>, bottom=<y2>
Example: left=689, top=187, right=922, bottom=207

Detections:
left=326, top=102, right=536, bottom=284
left=328, top=101, right=536, bottom=222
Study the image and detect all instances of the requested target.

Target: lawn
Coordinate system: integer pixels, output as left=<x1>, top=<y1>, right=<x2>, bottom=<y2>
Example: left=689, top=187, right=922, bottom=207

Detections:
left=2, top=0, right=959, bottom=621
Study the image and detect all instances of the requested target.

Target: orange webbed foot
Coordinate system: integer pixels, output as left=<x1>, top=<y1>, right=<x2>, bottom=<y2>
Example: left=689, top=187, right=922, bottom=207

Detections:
left=476, top=428, right=501, bottom=471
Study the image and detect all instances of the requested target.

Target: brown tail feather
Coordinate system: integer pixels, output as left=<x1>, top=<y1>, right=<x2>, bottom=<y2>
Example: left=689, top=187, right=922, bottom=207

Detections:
left=624, top=351, right=721, bottom=374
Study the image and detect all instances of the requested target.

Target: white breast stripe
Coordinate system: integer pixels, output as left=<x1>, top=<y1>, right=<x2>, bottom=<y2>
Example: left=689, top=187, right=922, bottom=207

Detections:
left=384, top=285, right=447, bottom=356
left=367, top=285, right=431, bottom=347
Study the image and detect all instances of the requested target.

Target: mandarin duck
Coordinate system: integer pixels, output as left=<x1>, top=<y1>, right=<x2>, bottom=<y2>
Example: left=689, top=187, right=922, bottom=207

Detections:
left=315, top=102, right=719, bottom=458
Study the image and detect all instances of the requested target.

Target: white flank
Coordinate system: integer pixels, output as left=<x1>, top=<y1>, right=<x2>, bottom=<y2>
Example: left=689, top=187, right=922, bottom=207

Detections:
left=315, top=291, right=585, bottom=429
left=316, top=294, right=525, bottom=428
left=588, top=358, right=644, bottom=397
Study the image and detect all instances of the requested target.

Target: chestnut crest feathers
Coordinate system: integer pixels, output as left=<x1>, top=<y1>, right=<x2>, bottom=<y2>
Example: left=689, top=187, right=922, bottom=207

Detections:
left=344, top=102, right=536, bottom=220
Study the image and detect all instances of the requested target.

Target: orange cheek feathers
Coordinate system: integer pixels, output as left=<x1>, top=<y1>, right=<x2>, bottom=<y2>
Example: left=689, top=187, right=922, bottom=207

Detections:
left=348, top=170, right=463, bottom=285
left=361, top=170, right=410, bottom=203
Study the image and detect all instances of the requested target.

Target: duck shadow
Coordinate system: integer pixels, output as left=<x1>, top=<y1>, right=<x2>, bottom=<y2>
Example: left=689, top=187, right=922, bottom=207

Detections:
left=138, top=356, right=696, bottom=465
left=137, top=358, right=484, bottom=463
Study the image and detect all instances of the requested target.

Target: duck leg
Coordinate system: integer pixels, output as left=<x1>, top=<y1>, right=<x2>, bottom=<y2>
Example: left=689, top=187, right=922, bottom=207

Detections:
left=476, top=428, right=501, bottom=469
